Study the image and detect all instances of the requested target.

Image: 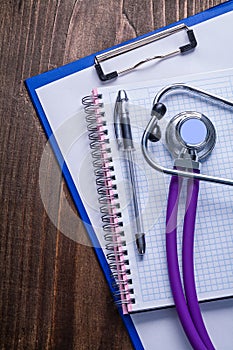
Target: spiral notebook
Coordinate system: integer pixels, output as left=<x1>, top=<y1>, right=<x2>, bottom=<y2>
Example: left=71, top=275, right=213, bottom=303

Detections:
left=81, top=69, right=233, bottom=314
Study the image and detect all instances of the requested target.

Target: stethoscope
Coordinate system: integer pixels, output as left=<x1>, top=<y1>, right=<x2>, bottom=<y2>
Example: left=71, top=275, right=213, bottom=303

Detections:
left=141, top=84, right=233, bottom=350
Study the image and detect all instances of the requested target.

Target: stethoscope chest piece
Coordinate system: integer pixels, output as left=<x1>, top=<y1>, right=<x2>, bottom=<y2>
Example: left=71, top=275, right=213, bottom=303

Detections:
left=165, top=111, right=216, bottom=161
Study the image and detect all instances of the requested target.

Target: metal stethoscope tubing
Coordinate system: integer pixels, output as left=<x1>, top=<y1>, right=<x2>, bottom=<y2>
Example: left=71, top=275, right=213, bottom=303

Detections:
left=141, top=83, right=233, bottom=186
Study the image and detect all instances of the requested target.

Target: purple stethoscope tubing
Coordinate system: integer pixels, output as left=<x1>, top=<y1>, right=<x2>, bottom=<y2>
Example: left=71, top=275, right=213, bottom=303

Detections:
left=166, top=169, right=215, bottom=350
left=140, top=83, right=232, bottom=349
left=183, top=174, right=215, bottom=350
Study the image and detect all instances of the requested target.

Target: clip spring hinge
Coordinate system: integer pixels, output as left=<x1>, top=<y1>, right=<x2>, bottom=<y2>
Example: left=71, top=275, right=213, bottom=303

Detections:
left=94, top=24, right=197, bottom=82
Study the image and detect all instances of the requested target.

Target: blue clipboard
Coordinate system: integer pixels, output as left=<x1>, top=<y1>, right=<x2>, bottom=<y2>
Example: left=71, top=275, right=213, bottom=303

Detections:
left=25, top=2, right=233, bottom=349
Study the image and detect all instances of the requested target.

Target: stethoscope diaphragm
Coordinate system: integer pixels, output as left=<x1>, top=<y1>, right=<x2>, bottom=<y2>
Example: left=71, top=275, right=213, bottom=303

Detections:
left=165, top=111, right=216, bottom=161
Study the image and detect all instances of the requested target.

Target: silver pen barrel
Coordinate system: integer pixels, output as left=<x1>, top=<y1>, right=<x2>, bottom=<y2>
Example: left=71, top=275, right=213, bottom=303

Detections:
left=126, top=150, right=145, bottom=254
left=114, top=90, right=146, bottom=255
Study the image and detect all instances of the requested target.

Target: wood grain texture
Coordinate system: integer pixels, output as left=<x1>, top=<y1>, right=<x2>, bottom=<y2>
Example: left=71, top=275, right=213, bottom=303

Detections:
left=0, top=0, right=225, bottom=349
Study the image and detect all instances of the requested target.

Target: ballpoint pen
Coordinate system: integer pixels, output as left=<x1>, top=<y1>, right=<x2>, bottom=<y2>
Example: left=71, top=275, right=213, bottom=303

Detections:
left=114, top=90, right=146, bottom=255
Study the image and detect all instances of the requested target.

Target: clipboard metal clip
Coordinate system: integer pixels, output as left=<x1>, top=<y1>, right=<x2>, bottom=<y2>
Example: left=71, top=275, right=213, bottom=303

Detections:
left=94, top=24, right=197, bottom=82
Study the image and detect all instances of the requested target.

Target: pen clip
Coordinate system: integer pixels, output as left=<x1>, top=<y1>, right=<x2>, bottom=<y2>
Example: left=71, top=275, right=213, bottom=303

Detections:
left=114, top=97, right=122, bottom=149
left=114, top=90, right=129, bottom=149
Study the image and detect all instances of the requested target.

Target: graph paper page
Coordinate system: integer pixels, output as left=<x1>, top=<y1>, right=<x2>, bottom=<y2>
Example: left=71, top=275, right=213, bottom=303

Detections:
left=98, top=68, right=233, bottom=312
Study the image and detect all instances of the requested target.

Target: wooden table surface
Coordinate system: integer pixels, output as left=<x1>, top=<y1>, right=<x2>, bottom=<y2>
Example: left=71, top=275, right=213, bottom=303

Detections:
left=0, top=1, right=225, bottom=349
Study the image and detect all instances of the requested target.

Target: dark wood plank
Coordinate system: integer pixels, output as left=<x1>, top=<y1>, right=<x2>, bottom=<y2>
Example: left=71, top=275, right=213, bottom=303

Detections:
left=0, top=0, right=225, bottom=349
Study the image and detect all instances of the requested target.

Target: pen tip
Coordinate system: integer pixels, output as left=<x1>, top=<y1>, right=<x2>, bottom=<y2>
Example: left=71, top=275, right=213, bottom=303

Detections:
left=136, top=233, right=146, bottom=255
left=138, top=248, right=145, bottom=255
